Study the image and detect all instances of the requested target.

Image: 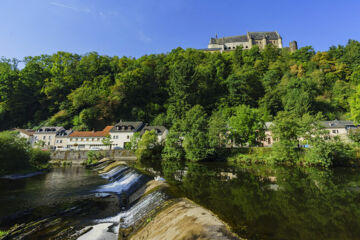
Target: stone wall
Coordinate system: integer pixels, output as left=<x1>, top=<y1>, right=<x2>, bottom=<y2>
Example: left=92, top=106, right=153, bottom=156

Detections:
left=51, top=149, right=136, bottom=163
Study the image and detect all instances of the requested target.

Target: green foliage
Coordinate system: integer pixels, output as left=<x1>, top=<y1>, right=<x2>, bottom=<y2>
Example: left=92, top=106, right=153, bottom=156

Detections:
left=0, top=131, right=49, bottom=175
left=304, top=137, right=355, bottom=167
left=349, top=84, right=360, bottom=124
left=0, top=42, right=359, bottom=131
left=348, top=128, right=360, bottom=143
left=30, top=148, right=51, bottom=169
left=101, top=135, right=113, bottom=150
left=135, top=130, right=160, bottom=162
left=87, top=150, right=105, bottom=165
left=182, top=105, right=213, bottom=162
left=228, top=105, right=265, bottom=146
left=162, top=121, right=185, bottom=161
left=128, top=132, right=140, bottom=150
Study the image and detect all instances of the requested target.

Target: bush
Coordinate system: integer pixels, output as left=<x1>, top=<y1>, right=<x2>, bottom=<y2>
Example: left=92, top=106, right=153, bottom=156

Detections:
left=304, top=138, right=356, bottom=167
left=0, top=131, right=50, bottom=175
left=30, top=148, right=50, bottom=168
left=87, top=150, right=105, bottom=165
left=0, top=131, right=31, bottom=175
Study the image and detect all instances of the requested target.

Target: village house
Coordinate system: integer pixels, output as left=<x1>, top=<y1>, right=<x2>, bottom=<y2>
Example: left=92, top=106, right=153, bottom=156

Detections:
left=320, top=120, right=358, bottom=141
left=140, top=125, right=168, bottom=142
left=54, top=129, right=73, bottom=150
left=33, top=126, right=65, bottom=148
left=110, top=121, right=145, bottom=148
left=67, top=126, right=113, bottom=150
left=16, top=129, right=35, bottom=145
left=261, top=120, right=358, bottom=147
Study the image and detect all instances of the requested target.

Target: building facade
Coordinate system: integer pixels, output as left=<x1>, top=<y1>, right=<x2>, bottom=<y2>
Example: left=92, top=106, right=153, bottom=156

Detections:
left=110, top=121, right=145, bottom=148
left=261, top=120, right=358, bottom=147
left=33, top=126, right=65, bottom=148
left=67, top=126, right=113, bottom=150
left=54, top=129, right=73, bottom=149
left=207, top=32, right=283, bottom=51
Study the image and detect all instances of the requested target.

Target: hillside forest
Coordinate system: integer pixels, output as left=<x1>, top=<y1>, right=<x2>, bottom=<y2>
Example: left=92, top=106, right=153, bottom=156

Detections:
left=3, top=41, right=360, bottom=165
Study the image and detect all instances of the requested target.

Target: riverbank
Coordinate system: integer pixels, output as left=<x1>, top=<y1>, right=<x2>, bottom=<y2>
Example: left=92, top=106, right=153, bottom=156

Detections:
left=221, top=147, right=360, bottom=167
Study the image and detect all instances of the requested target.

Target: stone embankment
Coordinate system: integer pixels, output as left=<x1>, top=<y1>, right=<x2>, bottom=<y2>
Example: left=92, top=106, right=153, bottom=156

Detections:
left=50, top=149, right=136, bottom=164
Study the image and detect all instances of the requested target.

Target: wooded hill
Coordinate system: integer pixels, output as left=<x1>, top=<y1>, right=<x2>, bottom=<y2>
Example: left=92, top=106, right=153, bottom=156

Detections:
left=1, top=40, right=360, bottom=131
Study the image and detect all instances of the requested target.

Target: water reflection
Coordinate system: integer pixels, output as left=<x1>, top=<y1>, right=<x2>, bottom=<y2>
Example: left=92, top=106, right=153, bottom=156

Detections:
left=160, top=161, right=360, bottom=240
left=0, top=167, right=107, bottom=220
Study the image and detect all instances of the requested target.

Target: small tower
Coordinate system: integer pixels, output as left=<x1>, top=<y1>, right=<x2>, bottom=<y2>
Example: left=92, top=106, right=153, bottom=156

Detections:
left=289, top=41, right=298, bottom=52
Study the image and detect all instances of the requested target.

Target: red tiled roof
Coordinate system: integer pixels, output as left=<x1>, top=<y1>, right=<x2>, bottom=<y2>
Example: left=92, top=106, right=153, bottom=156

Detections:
left=69, top=126, right=113, bottom=137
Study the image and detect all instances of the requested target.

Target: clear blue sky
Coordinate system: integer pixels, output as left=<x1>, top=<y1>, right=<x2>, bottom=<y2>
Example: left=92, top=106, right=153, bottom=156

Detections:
left=1, top=0, right=360, bottom=59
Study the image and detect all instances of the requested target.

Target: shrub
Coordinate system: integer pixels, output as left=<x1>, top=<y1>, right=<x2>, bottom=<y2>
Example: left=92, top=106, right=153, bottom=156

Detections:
left=87, top=150, right=105, bottom=165
left=304, top=137, right=356, bottom=167
left=0, top=131, right=31, bottom=175
left=30, top=148, right=50, bottom=168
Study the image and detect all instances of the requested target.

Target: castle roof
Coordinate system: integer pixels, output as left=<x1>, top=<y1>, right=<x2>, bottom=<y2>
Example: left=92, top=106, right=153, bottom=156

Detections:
left=248, top=32, right=280, bottom=40
left=210, top=31, right=280, bottom=44
left=210, top=35, right=248, bottom=44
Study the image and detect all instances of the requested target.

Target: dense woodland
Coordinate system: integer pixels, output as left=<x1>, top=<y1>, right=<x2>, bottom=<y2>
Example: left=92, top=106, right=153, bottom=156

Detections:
left=2, top=41, right=360, bottom=165
left=2, top=40, right=360, bottom=131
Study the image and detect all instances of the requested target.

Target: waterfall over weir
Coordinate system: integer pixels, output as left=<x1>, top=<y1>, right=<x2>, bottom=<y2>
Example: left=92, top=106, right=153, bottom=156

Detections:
left=75, top=163, right=167, bottom=240
left=96, top=167, right=149, bottom=197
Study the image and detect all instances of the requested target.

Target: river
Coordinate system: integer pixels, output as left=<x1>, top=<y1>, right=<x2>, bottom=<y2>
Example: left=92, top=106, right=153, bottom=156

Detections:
left=1, top=163, right=360, bottom=240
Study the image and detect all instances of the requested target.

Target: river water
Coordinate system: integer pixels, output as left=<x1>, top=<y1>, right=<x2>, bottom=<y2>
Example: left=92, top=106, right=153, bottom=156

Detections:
left=1, top=163, right=360, bottom=240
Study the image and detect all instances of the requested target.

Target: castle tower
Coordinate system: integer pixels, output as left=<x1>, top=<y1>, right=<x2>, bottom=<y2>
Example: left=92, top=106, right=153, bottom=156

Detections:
left=289, top=41, right=298, bottom=52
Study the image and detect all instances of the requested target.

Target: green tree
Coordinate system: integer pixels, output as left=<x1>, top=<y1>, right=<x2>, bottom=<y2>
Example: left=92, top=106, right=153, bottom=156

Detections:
left=228, top=105, right=265, bottom=146
left=182, top=105, right=213, bottom=162
left=162, top=121, right=185, bottom=161
left=135, top=130, right=159, bottom=161
left=102, top=135, right=113, bottom=150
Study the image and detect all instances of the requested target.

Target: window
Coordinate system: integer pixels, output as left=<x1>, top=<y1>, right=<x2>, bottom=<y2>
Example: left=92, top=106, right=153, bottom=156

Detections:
left=268, top=138, right=271, bottom=144
left=92, top=138, right=95, bottom=141
left=332, top=130, right=339, bottom=134
left=70, top=138, right=73, bottom=141
left=127, top=135, right=130, bottom=139
left=60, top=140, right=62, bottom=143
left=43, top=136, right=46, bottom=140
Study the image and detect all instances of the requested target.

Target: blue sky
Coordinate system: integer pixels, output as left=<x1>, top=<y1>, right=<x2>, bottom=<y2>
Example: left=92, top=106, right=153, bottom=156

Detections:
left=1, top=0, right=360, bottom=59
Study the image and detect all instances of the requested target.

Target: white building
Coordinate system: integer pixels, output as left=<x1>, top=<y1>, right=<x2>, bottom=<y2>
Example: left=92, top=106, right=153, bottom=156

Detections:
left=67, top=126, right=113, bottom=150
left=54, top=129, right=73, bottom=150
left=16, top=129, right=35, bottom=145
left=261, top=120, right=358, bottom=147
left=33, top=126, right=65, bottom=148
left=110, top=121, right=145, bottom=148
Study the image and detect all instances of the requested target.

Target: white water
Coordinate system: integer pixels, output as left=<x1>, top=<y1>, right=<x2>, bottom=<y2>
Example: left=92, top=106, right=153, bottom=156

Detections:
left=96, top=171, right=142, bottom=194
left=95, top=191, right=168, bottom=228
left=100, top=165, right=128, bottom=180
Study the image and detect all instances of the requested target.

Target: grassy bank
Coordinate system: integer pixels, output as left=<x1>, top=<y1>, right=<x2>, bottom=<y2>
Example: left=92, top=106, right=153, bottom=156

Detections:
left=226, top=146, right=360, bottom=168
